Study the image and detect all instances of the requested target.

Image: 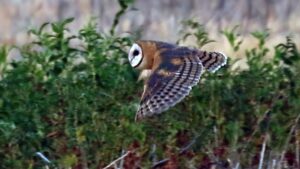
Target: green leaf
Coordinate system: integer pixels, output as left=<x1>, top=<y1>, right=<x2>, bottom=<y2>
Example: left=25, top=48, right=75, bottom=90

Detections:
left=221, top=25, right=243, bottom=52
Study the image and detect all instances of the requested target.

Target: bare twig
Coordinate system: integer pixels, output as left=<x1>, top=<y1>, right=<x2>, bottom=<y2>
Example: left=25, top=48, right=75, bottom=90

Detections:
left=118, top=149, right=126, bottom=169
left=242, top=110, right=271, bottom=152
left=296, top=129, right=300, bottom=168
left=271, top=159, right=277, bottom=169
left=35, top=152, right=52, bottom=169
left=277, top=114, right=300, bottom=169
left=103, top=151, right=131, bottom=169
left=242, top=94, right=283, bottom=153
left=36, top=152, right=51, bottom=164
left=214, top=126, right=218, bottom=147
left=152, top=136, right=199, bottom=168
left=149, top=144, right=157, bottom=164
left=179, top=136, right=198, bottom=155
left=258, top=134, right=269, bottom=169
left=233, top=162, right=240, bottom=169
left=151, top=158, right=170, bottom=169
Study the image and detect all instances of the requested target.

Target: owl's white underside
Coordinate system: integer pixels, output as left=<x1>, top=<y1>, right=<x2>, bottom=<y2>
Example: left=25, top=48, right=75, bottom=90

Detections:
left=138, top=69, right=152, bottom=81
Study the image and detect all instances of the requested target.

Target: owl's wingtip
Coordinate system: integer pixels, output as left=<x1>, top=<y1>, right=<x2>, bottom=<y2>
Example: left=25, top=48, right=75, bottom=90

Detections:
left=205, top=51, right=227, bottom=73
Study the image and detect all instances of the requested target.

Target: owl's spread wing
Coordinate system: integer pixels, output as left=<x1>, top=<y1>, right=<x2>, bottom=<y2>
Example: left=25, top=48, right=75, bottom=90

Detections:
left=135, top=48, right=203, bottom=121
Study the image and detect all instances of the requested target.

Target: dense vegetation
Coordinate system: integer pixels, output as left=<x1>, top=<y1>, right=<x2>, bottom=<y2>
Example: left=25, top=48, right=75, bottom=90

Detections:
left=0, top=2, right=300, bottom=169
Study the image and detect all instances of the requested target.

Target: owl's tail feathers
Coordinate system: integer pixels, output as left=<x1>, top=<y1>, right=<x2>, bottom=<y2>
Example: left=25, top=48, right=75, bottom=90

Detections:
left=198, top=51, right=227, bottom=73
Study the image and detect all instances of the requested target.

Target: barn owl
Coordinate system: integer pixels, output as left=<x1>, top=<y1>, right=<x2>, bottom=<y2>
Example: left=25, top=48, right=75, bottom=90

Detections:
left=128, top=40, right=227, bottom=121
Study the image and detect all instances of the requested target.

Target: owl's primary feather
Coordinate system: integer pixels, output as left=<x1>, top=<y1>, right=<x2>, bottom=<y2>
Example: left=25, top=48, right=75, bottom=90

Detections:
left=198, top=51, right=227, bottom=73
left=128, top=41, right=227, bottom=121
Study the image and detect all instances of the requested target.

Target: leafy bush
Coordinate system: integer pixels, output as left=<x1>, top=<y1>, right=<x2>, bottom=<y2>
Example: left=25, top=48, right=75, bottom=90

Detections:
left=0, top=7, right=300, bottom=169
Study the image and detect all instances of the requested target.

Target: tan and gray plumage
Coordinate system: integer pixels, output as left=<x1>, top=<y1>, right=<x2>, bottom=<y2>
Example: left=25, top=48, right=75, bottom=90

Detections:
left=128, top=40, right=227, bottom=121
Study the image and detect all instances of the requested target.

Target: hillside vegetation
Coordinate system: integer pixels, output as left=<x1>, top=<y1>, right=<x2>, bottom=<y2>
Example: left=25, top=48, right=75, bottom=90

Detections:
left=0, top=2, right=300, bottom=169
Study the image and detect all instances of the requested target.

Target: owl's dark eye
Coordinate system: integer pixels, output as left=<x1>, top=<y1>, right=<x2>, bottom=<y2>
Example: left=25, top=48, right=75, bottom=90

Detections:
left=133, top=50, right=139, bottom=56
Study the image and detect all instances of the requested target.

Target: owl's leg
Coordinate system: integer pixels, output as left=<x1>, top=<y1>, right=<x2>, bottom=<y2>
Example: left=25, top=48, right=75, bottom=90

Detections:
left=138, top=69, right=152, bottom=81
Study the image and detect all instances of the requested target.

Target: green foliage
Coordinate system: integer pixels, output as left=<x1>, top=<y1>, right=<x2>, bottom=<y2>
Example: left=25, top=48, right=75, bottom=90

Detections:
left=110, top=0, right=135, bottom=35
left=0, top=17, right=139, bottom=168
left=221, top=25, right=243, bottom=52
left=0, top=46, right=9, bottom=79
left=251, top=29, right=270, bottom=49
left=0, top=16, right=300, bottom=169
left=178, top=19, right=215, bottom=48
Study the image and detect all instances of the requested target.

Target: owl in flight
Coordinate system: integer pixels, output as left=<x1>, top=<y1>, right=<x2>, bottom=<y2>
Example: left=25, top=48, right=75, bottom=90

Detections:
left=128, top=40, right=227, bottom=121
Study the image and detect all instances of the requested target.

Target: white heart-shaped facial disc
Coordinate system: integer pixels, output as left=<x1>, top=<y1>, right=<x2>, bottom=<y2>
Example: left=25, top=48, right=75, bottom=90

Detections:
left=128, top=43, right=143, bottom=68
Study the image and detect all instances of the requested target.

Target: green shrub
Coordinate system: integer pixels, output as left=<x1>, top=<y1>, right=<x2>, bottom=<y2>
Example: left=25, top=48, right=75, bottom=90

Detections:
left=0, top=9, right=300, bottom=169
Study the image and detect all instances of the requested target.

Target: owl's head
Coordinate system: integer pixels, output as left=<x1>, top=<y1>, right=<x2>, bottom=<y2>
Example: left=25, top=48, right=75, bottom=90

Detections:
left=128, top=43, right=143, bottom=69
left=128, top=41, right=157, bottom=70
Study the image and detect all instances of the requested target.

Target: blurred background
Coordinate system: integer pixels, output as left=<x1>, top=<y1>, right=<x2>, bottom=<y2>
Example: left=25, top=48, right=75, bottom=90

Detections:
left=0, top=0, right=299, bottom=52
left=1, top=1, right=300, bottom=168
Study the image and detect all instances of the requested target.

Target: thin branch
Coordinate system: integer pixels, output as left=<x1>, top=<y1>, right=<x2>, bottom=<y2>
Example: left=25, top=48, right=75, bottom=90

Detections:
left=277, top=113, right=300, bottom=169
left=103, top=151, right=131, bottom=169
left=151, top=158, right=170, bottom=169
left=242, top=110, right=270, bottom=152
left=242, top=94, right=283, bottom=153
left=35, top=152, right=51, bottom=164
left=296, top=129, right=300, bottom=168
left=258, top=134, right=268, bottom=169
left=271, top=159, right=277, bottom=169
left=179, top=136, right=197, bottom=155
left=149, top=144, right=157, bottom=164
left=152, top=136, right=199, bottom=168
left=233, top=162, right=240, bottom=169
left=118, top=149, right=126, bottom=169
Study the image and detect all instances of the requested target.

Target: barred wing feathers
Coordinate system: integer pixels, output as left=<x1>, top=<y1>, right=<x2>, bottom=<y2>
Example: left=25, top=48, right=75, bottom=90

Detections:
left=135, top=48, right=204, bottom=121
left=198, top=51, right=227, bottom=73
